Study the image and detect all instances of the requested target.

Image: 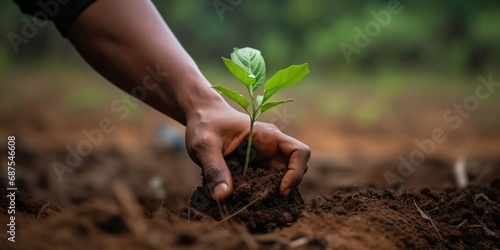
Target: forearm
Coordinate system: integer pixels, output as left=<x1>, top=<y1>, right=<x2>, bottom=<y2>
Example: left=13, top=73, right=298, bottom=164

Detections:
left=66, top=0, right=228, bottom=125
left=60, top=0, right=309, bottom=201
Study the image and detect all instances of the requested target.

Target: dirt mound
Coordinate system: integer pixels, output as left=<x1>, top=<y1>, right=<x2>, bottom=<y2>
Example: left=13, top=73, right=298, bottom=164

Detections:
left=3, top=181, right=499, bottom=250
left=183, top=156, right=305, bottom=233
left=276, top=180, right=500, bottom=249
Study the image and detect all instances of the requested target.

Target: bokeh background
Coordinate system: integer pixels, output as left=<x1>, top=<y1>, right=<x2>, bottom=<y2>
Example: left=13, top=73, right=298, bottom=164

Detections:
left=1, top=0, right=500, bottom=205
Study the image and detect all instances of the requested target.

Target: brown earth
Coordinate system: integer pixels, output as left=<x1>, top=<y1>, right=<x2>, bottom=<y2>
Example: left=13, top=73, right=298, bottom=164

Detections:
left=183, top=155, right=305, bottom=233
left=0, top=179, right=499, bottom=250
left=1, top=94, right=500, bottom=250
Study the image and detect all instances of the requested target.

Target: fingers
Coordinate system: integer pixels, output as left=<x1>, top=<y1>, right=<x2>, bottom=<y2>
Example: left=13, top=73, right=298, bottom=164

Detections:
left=187, top=135, right=233, bottom=201
left=280, top=151, right=310, bottom=196
left=252, top=123, right=311, bottom=196
left=186, top=119, right=310, bottom=201
left=277, top=135, right=311, bottom=197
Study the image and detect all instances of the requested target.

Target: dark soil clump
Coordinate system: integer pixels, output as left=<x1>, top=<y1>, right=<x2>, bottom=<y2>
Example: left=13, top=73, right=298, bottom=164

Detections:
left=291, top=181, right=500, bottom=249
left=183, top=156, right=305, bottom=233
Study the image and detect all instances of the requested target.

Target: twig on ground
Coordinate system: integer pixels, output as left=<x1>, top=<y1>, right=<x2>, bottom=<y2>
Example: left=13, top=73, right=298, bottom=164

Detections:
left=413, top=198, right=443, bottom=240
left=481, top=223, right=499, bottom=238
left=37, top=203, right=57, bottom=219
left=288, top=237, right=312, bottom=248
left=473, top=193, right=491, bottom=203
left=316, top=195, right=327, bottom=203
left=151, top=200, right=165, bottom=219
left=468, top=225, right=483, bottom=229
left=222, top=202, right=231, bottom=216
left=216, top=200, right=227, bottom=221
left=465, top=223, right=499, bottom=238
left=255, top=235, right=318, bottom=249
left=456, top=219, right=468, bottom=228
left=112, top=181, right=147, bottom=240
left=189, top=207, right=218, bottom=223
left=217, top=190, right=269, bottom=224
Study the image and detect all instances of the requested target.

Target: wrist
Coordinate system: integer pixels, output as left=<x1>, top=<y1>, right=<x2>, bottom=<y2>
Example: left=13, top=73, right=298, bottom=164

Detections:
left=178, top=77, right=233, bottom=125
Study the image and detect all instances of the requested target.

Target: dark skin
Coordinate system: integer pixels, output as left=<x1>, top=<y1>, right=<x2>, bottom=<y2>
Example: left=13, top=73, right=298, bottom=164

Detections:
left=66, top=0, right=310, bottom=201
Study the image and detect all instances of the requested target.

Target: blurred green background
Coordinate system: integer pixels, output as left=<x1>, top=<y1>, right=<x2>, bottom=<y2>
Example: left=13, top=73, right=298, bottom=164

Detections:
left=1, top=0, right=499, bottom=131
left=2, top=1, right=499, bottom=73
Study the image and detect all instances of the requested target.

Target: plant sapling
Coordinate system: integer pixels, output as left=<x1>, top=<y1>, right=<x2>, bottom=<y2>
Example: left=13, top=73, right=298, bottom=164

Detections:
left=212, top=47, right=309, bottom=174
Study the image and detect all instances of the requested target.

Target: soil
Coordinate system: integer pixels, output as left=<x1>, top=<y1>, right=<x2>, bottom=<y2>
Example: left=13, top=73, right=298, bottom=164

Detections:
left=1, top=95, right=500, bottom=249
left=301, top=183, right=500, bottom=249
left=1, top=180, right=499, bottom=250
left=182, top=155, right=305, bottom=233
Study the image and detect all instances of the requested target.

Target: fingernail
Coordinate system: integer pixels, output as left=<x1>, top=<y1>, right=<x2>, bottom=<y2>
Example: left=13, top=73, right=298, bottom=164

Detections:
left=213, top=182, right=229, bottom=200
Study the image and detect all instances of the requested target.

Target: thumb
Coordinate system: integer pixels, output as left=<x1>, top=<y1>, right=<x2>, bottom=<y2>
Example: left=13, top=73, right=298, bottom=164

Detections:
left=203, top=163, right=233, bottom=201
left=197, top=147, right=233, bottom=201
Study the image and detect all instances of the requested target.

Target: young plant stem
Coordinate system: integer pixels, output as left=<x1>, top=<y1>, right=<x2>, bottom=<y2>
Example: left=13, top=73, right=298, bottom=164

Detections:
left=243, top=91, right=259, bottom=175
left=243, top=119, right=254, bottom=175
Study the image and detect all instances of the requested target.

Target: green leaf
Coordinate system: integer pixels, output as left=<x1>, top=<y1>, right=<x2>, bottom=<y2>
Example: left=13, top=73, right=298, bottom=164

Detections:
left=256, top=95, right=264, bottom=107
left=212, top=85, right=250, bottom=110
left=260, top=99, right=295, bottom=114
left=222, top=57, right=256, bottom=87
left=230, top=47, right=266, bottom=92
left=264, top=63, right=309, bottom=100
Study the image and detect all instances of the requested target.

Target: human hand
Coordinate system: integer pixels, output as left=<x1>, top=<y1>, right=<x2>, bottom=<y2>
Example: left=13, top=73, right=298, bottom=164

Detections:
left=185, top=104, right=310, bottom=201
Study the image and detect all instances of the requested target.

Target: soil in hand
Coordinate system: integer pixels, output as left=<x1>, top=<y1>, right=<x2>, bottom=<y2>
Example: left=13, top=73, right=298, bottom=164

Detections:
left=183, top=154, right=305, bottom=233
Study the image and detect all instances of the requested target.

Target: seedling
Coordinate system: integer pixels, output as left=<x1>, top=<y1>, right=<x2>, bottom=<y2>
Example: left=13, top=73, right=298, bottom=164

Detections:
left=212, top=47, right=309, bottom=175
